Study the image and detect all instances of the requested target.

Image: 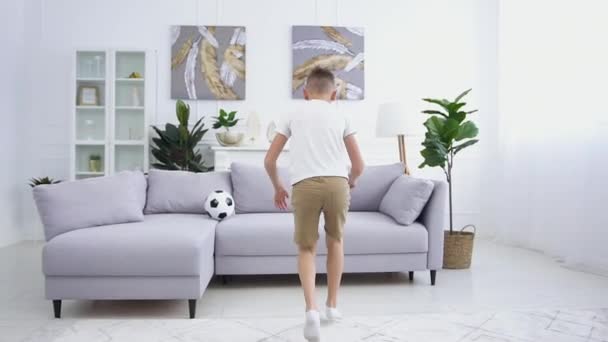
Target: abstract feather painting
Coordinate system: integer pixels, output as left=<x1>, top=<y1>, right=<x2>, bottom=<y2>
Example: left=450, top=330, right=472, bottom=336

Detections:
left=292, top=26, right=364, bottom=100
left=171, top=26, right=246, bottom=100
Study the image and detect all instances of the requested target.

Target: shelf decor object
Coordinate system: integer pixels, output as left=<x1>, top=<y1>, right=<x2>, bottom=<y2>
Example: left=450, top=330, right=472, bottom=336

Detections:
left=171, top=25, right=246, bottom=100
left=418, top=89, right=480, bottom=269
left=78, top=86, right=100, bottom=106
left=376, top=102, right=412, bottom=175
left=213, top=109, right=243, bottom=146
left=70, top=50, right=155, bottom=180
left=292, top=26, right=364, bottom=100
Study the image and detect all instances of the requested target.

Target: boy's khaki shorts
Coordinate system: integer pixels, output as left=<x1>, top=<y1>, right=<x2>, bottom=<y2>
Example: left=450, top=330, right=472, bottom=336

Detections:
left=291, top=176, right=350, bottom=248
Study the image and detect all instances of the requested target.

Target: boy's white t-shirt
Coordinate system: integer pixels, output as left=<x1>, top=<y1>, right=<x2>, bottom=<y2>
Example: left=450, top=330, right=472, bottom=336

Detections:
left=275, top=99, right=356, bottom=185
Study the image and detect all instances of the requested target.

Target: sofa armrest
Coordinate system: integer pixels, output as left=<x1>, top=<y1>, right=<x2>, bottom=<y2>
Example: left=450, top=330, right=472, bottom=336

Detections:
left=419, top=180, right=448, bottom=270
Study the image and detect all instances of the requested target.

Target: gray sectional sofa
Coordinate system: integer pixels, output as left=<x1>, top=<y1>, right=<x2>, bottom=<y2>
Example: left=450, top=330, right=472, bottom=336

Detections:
left=34, top=162, right=446, bottom=319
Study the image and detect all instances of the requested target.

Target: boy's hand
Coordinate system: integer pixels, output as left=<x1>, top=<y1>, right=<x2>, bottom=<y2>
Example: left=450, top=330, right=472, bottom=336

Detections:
left=348, top=177, right=357, bottom=189
left=274, top=186, right=289, bottom=210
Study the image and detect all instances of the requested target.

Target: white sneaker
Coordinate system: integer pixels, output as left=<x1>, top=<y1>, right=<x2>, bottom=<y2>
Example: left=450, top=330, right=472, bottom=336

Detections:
left=303, top=310, right=321, bottom=341
left=325, top=305, right=343, bottom=321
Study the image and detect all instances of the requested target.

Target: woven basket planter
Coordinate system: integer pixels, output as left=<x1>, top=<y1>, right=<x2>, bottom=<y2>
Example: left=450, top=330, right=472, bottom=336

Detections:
left=443, top=225, right=476, bottom=269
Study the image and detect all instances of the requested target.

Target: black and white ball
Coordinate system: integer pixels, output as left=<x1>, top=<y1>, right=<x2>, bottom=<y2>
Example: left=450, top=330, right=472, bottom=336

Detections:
left=204, top=190, right=235, bottom=220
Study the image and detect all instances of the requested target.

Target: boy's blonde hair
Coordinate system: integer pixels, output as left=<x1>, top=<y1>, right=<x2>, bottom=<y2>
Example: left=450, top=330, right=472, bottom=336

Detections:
left=305, top=67, right=336, bottom=94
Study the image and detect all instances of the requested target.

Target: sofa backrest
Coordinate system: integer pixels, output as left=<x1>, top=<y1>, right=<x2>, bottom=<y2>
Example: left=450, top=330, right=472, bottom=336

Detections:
left=230, top=162, right=405, bottom=213
left=144, top=169, right=232, bottom=214
left=230, top=162, right=293, bottom=213
left=349, top=163, right=405, bottom=211
left=33, top=171, right=147, bottom=241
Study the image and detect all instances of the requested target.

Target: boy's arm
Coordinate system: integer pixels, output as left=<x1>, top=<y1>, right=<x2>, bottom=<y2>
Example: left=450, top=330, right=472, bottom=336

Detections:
left=264, top=134, right=289, bottom=209
left=344, top=134, right=365, bottom=188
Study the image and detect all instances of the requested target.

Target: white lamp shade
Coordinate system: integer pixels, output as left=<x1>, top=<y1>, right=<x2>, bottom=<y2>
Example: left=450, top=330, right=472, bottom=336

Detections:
left=376, top=102, right=411, bottom=137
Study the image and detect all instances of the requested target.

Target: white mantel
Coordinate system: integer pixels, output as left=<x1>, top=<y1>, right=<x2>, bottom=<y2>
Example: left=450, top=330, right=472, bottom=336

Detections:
left=210, top=145, right=290, bottom=171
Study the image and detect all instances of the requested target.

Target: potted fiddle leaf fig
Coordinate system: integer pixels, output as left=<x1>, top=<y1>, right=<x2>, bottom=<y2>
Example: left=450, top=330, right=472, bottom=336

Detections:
left=213, top=109, right=244, bottom=146
left=151, top=100, right=210, bottom=172
left=418, top=89, right=479, bottom=269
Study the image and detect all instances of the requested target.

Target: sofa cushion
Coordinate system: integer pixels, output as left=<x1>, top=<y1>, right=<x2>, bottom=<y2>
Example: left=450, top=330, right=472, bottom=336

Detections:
left=349, top=163, right=405, bottom=211
left=33, top=171, right=147, bottom=241
left=43, top=214, right=216, bottom=277
left=214, top=212, right=427, bottom=256
left=145, top=169, right=232, bottom=214
left=380, top=175, right=435, bottom=225
left=231, top=162, right=292, bottom=213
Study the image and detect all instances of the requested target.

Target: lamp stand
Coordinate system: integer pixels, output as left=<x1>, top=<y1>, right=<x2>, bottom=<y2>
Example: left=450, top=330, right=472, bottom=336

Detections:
left=397, top=134, right=411, bottom=175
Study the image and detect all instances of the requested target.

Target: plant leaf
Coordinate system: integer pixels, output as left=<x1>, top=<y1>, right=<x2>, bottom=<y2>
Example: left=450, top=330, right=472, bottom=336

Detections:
left=452, top=111, right=466, bottom=123
left=454, top=88, right=472, bottom=103
left=422, top=110, right=448, bottom=118
left=424, top=116, right=445, bottom=136
left=454, top=121, right=479, bottom=141
left=437, top=118, right=459, bottom=142
left=420, top=147, right=447, bottom=168
left=422, top=98, right=451, bottom=111
left=452, top=139, right=479, bottom=154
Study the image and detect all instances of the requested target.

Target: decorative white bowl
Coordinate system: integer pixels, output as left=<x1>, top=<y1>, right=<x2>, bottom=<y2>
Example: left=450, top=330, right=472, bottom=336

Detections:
left=216, top=132, right=244, bottom=146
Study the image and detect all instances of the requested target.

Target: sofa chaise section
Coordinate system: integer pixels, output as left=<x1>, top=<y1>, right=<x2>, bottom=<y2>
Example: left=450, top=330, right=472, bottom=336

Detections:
left=33, top=171, right=225, bottom=319
left=43, top=214, right=216, bottom=318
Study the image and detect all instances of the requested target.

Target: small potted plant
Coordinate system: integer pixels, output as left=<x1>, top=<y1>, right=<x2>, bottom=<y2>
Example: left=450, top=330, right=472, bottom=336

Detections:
left=89, top=154, right=102, bottom=172
left=418, top=89, right=479, bottom=269
left=213, top=109, right=243, bottom=146
left=29, top=177, right=61, bottom=187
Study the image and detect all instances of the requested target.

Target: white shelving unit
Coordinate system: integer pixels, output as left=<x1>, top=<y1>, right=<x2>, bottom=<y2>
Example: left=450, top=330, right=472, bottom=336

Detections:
left=70, top=49, right=155, bottom=180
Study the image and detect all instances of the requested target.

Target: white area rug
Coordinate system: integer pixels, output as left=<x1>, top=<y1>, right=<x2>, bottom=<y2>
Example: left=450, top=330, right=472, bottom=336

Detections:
left=2, top=308, right=607, bottom=342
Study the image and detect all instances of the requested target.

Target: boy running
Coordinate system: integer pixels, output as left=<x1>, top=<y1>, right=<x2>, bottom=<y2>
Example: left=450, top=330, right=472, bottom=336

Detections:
left=264, top=67, right=365, bottom=341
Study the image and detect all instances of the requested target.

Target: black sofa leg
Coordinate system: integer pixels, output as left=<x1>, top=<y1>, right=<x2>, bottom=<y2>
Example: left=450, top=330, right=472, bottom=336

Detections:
left=408, top=271, right=414, bottom=281
left=188, top=299, right=197, bottom=319
left=430, top=270, right=437, bottom=286
left=222, top=275, right=228, bottom=285
left=53, top=300, right=62, bottom=318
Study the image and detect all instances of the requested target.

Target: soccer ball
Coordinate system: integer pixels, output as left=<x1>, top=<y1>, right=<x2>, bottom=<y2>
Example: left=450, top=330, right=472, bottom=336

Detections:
left=204, top=190, right=235, bottom=221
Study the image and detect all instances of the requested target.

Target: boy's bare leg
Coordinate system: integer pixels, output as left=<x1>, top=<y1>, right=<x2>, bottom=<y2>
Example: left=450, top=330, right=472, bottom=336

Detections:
left=298, top=244, right=318, bottom=311
left=325, top=236, right=344, bottom=307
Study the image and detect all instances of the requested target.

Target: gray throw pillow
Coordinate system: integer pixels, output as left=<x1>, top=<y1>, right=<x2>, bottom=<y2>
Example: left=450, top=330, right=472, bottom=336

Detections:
left=231, top=162, right=292, bottom=213
left=144, top=169, right=232, bottom=214
left=379, top=175, right=435, bottom=225
left=33, top=171, right=147, bottom=241
left=349, top=163, right=406, bottom=211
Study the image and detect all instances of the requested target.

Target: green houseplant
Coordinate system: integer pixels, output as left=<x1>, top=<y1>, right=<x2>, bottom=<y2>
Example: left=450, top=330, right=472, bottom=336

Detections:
left=418, top=89, right=479, bottom=269
left=151, top=100, right=210, bottom=172
left=213, top=109, right=243, bottom=146
left=29, top=177, right=61, bottom=187
left=89, top=154, right=102, bottom=172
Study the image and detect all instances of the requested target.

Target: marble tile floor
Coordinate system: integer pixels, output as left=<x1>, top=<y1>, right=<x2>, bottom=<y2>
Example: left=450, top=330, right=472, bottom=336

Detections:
left=2, top=308, right=608, bottom=341
left=0, top=239, right=607, bottom=341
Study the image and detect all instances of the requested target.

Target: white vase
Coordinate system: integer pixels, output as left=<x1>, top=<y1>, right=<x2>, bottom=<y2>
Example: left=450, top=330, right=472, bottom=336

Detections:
left=246, top=111, right=261, bottom=144
left=131, top=87, right=141, bottom=107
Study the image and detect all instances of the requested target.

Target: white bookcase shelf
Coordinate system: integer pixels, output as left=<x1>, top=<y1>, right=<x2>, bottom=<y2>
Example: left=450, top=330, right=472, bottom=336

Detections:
left=115, top=106, right=144, bottom=110
left=70, top=49, right=155, bottom=180
left=116, top=78, right=145, bottom=82
left=75, top=140, right=106, bottom=145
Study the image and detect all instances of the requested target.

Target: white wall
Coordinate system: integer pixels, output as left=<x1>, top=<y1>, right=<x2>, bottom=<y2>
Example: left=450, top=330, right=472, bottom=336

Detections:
left=21, top=0, right=497, bottom=240
left=0, top=1, right=26, bottom=246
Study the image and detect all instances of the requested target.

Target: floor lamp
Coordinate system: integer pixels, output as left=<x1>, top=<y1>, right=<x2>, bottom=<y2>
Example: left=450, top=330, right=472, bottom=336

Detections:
left=377, top=103, right=411, bottom=175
